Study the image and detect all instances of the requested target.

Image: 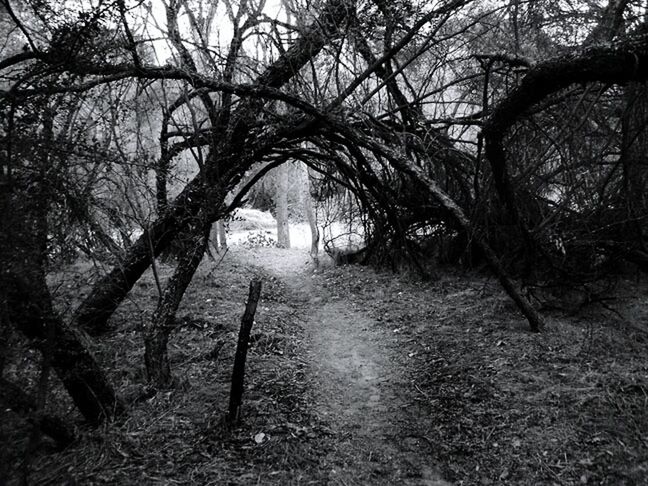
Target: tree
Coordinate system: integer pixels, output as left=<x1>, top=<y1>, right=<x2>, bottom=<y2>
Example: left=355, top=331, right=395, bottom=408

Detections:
left=4, top=0, right=648, bottom=428
left=275, top=163, right=292, bottom=248
left=301, top=163, right=320, bottom=263
left=0, top=0, right=356, bottom=417
left=0, top=96, right=124, bottom=424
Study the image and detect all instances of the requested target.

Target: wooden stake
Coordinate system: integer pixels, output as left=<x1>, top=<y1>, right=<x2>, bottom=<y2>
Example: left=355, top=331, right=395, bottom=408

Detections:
left=228, top=279, right=263, bottom=423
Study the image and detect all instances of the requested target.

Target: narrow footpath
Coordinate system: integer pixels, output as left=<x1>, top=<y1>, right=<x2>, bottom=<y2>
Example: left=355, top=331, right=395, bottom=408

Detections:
left=252, top=248, right=451, bottom=486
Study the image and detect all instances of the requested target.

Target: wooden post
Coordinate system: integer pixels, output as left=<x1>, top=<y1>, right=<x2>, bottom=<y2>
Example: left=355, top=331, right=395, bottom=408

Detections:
left=228, top=279, right=263, bottom=424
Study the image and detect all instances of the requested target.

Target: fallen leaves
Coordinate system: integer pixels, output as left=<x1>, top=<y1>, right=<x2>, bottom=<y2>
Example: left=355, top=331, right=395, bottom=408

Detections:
left=19, top=249, right=648, bottom=485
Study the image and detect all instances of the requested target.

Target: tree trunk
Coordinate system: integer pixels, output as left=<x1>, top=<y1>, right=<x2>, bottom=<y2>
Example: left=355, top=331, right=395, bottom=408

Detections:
left=3, top=271, right=125, bottom=424
left=208, top=220, right=227, bottom=257
left=228, top=279, right=262, bottom=424
left=216, top=220, right=228, bottom=252
left=73, top=177, right=208, bottom=335
left=144, top=327, right=173, bottom=389
left=145, top=225, right=210, bottom=388
left=276, top=163, right=291, bottom=248
left=0, top=180, right=124, bottom=425
left=0, top=377, right=75, bottom=448
left=301, top=164, right=319, bottom=263
left=621, top=80, right=648, bottom=247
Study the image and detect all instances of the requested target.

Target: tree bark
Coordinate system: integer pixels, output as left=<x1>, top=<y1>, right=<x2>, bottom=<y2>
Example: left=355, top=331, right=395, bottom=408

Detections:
left=216, top=220, right=228, bottom=252
left=276, top=163, right=291, bottom=248
left=302, top=164, right=320, bottom=263
left=228, top=279, right=262, bottom=423
left=0, top=377, right=75, bottom=448
left=145, top=225, right=210, bottom=388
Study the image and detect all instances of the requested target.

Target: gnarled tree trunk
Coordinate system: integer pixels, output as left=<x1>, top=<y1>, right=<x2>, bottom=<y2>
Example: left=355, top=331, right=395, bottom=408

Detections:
left=144, top=224, right=211, bottom=388
left=1, top=176, right=123, bottom=425
left=302, top=164, right=320, bottom=263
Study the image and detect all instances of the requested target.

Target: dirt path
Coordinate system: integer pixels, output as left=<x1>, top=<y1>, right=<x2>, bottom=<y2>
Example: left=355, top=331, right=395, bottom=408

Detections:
left=251, top=248, right=450, bottom=485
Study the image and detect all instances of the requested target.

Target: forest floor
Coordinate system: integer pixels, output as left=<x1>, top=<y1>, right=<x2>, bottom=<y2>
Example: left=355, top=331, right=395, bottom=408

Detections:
left=4, top=243, right=648, bottom=485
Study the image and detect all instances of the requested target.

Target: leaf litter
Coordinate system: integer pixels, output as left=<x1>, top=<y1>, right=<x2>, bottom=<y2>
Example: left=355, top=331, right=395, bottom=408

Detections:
left=4, top=247, right=648, bottom=485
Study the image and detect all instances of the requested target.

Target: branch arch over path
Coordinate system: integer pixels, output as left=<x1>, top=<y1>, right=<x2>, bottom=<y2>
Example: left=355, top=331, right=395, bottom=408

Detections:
left=483, top=35, right=648, bottom=217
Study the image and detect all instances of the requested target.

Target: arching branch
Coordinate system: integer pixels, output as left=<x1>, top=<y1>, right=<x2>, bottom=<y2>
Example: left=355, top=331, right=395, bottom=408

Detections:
left=483, top=35, right=648, bottom=217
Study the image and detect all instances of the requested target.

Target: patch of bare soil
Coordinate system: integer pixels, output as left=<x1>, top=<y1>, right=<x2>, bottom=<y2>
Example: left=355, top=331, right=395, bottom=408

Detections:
left=253, top=248, right=450, bottom=485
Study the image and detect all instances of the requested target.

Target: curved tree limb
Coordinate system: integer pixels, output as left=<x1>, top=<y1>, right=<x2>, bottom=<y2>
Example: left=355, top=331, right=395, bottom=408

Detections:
left=71, top=1, right=354, bottom=336
left=482, top=35, right=648, bottom=217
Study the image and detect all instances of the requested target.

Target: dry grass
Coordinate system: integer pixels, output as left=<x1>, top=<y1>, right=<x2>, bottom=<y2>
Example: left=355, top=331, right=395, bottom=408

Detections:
left=3, top=252, right=648, bottom=485
left=323, top=265, right=648, bottom=485
left=228, top=208, right=277, bottom=231
left=4, top=252, right=330, bottom=485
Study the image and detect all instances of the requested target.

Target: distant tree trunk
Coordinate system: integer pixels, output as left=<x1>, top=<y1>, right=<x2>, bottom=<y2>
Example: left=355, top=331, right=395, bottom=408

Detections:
left=216, top=220, right=228, bottom=252
left=621, top=80, right=648, bottom=247
left=301, top=164, right=319, bottom=263
left=145, top=224, right=210, bottom=388
left=208, top=220, right=227, bottom=257
left=276, top=163, right=291, bottom=248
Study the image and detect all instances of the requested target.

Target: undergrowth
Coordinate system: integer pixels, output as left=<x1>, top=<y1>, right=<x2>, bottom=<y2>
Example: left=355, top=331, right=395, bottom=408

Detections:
left=3, top=250, right=648, bottom=485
